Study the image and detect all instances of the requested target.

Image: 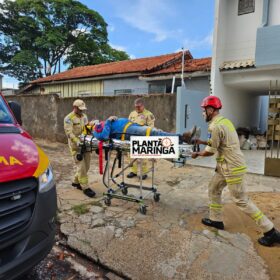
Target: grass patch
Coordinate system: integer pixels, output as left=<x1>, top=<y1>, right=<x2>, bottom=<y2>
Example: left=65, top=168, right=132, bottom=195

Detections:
left=72, top=203, right=89, bottom=215
left=89, top=200, right=103, bottom=207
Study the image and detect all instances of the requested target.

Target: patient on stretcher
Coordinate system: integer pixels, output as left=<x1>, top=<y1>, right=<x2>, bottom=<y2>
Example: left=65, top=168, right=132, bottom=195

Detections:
left=92, top=116, right=196, bottom=144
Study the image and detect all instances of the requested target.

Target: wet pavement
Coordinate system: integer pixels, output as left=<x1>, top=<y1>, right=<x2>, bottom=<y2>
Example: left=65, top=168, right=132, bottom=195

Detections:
left=22, top=248, right=85, bottom=280
left=20, top=241, right=123, bottom=280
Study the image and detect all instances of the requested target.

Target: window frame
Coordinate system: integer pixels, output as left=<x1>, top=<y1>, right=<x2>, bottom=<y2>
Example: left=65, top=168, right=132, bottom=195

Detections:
left=238, top=0, right=255, bottom=16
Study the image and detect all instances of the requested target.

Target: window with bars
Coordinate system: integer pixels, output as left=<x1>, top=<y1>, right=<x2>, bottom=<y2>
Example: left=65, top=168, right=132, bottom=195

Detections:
left=114, top=89, right=132, bottom=95
left=238, top=0, right=255, bottom=15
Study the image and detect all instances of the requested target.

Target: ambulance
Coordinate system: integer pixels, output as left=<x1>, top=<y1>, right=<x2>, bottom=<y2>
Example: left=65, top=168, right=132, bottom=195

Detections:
left=0, top=93, right=57, bottom=279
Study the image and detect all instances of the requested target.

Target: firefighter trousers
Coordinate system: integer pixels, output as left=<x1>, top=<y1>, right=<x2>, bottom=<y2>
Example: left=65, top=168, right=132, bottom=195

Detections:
left=131, top=159, right=149, bottom=175
left=208, top=170, right=274, bottom=233
left=71, top=149, right=91, bottom=190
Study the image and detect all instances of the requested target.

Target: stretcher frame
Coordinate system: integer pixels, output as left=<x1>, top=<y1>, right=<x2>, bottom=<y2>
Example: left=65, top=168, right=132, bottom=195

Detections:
left=78, top=135, right=194, bottom=214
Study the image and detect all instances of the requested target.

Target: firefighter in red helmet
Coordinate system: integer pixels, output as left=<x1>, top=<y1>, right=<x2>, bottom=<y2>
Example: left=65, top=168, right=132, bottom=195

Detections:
left=191, top=95, right=280, bottom=247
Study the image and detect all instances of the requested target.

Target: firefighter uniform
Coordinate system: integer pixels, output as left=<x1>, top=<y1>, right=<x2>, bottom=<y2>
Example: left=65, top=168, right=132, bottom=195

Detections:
left=128, top=109, right=155, bottom=175
left=205, top=115, right=274, bottom=233
left=64, top=111, right=90, bottom=190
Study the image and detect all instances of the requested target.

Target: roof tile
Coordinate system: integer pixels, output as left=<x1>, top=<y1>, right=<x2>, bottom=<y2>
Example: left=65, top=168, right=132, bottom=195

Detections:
left=32, top=51, right=193, bottom=84
left=143, top=57, right=212, bottom=76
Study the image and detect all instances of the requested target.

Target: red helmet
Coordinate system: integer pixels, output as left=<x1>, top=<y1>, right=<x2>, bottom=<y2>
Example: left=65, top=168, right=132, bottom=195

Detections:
left=201, top=96, right=222, bottom=109
left=94, top=121, right=105, bottom=133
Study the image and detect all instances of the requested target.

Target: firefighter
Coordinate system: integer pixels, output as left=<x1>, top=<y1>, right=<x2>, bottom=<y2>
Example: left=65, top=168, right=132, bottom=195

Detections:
left=127, top=98, right=155, bottom=180
left=64, top=99, right=96, bottom=198
left=191, top=96, right=280, bottom=246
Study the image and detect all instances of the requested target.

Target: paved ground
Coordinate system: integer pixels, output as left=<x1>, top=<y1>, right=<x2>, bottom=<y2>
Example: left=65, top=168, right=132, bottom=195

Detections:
left=189, top=149, right=267, bottom=174
left=37, top=139, right=280, bottom=280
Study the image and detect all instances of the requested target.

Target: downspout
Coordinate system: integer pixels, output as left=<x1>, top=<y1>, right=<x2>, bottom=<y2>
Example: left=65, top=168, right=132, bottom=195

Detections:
left=181, top=48, right=185, bottom=88
left=261, top=0, right=270, bottom=27
left=171, top=76, right=176, bottom=94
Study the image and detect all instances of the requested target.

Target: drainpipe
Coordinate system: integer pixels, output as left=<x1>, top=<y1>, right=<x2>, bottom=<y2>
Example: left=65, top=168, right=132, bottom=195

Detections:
left=261, top=0, right=270, bottom=27
left=181, top=48, right=185, bottom=88
left=171, top=76, right=176, bottom=94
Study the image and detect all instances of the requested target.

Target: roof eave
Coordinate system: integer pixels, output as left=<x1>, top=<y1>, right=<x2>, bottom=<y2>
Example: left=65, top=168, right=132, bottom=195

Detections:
left=31, top=72, right=142, bottom=85
left=140, top=71, right=210, bottom=81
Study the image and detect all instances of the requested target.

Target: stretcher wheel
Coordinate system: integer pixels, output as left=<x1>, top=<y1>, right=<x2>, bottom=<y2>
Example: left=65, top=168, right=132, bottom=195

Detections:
left=76, top=153, right=83, bottom=161
left=153, top=193, right=160, bottom=202
left=104, top=197, right=111, bottom=206
left=121, top=187, right=128, bottom=195
left=139, top=205, right=147, bottom=215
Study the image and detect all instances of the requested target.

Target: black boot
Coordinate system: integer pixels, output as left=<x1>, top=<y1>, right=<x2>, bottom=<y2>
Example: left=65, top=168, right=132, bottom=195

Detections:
left=258, top=228, right=280, bottom=247
left=127, top=172, right=137, bottom=178
left=83, top=188, right=96, bottom=198
left=141, top=175, right=148, bottom=180
left=201, top=218, right=224, bottom=230
left=72, top=183, right=82, bottom=190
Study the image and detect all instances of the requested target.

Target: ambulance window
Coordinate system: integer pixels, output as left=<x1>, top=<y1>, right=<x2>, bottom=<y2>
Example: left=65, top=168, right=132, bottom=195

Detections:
left=0, top=97, right=13, bottom=123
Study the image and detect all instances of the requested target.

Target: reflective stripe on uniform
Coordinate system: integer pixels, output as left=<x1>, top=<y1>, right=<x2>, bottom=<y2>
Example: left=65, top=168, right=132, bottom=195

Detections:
left=232, top=166, right=247, bottom=171
left=216, top=156, right=224, bottom=162
left=121, top=122, right=133, bottom=141
left=214, top=116, right=225, bottom=124
left=251, top=211, right=264, bottom=221
left=226, top=177, right=243, bottom=185
left=78, top=176, right=88, bottom=184
left=231, top=166, right=247, bottom=175
left=209, top=203, right=223, bottom=209
left=146, top=127, right=152, bottom=136
left=215, top=117, right=235, bottom=132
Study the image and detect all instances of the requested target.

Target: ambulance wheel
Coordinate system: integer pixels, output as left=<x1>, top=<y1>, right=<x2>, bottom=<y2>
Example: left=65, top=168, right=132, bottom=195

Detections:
left=76, top=153, right=83, bottom=161
left=153, top=193, right=160, bottom=202
left=139, top=205, right=147, bottom=215
left=104, top=197, right=111, bottom=206
left=121, top=187, right=128, bottom=195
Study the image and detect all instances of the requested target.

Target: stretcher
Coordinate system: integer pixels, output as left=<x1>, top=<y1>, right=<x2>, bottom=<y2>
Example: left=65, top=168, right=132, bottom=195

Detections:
left=77, top=135, right=194, bottom=214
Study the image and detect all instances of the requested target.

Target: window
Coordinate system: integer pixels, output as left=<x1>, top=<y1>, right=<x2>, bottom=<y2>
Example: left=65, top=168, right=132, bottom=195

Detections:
left=0, top=97, right=13, bottom=124
left=148, top=84, right=166, bottom=94
left=238, top=0, right=255, bottom=15
left=78, top=91, right=91, bottom=97
left=114, top=89, right=132, bottom=95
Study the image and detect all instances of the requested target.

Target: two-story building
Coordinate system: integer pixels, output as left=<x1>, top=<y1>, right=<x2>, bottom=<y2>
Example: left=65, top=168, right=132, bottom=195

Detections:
left=211, top=0, right=280, bottom=176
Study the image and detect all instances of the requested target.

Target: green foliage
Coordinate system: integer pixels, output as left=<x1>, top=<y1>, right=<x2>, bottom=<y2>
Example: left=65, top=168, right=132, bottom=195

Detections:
left=0, top=0, right=129, bottom=82
left=72, top=203, right=89, bottom=215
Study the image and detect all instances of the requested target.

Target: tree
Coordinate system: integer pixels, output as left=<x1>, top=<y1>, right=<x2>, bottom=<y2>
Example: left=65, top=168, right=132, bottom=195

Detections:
left=0, top=0, right=129, bottom=82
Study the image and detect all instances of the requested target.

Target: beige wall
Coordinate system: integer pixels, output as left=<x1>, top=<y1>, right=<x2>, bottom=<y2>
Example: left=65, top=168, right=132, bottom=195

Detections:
left=29, top=80, right=103, bottom=97
left=6, top=94, right=176, bottom=142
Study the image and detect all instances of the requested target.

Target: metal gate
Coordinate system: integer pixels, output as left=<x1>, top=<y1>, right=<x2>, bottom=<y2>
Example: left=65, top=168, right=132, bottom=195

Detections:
left=265, top=81, right=280, bottom=177
left=176, top=86, right=208, bottom=139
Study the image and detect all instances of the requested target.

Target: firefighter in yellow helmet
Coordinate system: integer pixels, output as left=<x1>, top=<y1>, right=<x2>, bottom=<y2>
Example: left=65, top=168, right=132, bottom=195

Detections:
left=127, top=98, right=155, bottom=180
left=64, top=99, right=96, bottom=198
left=191, top=96, right=280, bottom=247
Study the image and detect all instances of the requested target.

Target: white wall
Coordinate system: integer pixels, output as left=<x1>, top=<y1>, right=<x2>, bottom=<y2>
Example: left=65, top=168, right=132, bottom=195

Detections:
left=211, top=0, right=264, bottom=129
left=104, top=77, right=148, bottom=96
left=215, top=88, right=261, bottom=128
left=268, top=0, right=280, bottom=26
left=222, top=0, right=262, bottom=61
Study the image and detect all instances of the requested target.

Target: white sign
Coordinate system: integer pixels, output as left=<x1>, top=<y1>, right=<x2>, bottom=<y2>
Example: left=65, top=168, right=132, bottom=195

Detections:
left=130, top=136, right=179, bottom=159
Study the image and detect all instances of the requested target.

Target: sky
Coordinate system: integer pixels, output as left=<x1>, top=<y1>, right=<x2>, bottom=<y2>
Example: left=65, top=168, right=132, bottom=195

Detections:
left=1, top=0, right=215, bottom=89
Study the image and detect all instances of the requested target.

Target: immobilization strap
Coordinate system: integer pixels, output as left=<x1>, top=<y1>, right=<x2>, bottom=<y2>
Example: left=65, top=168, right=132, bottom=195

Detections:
left=121, top=122, right=133, bottom=141
left=98, top=141, right=103, bottom=174
left=146, top=127, right=152, bottom=136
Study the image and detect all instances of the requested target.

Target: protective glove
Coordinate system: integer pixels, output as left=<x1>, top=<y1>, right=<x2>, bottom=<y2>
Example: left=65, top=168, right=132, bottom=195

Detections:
left=89, top=119, right=99, bottom=126
left=73, top=137, right=81, bottom=147
left=108, top=116, right=118, bottom=121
